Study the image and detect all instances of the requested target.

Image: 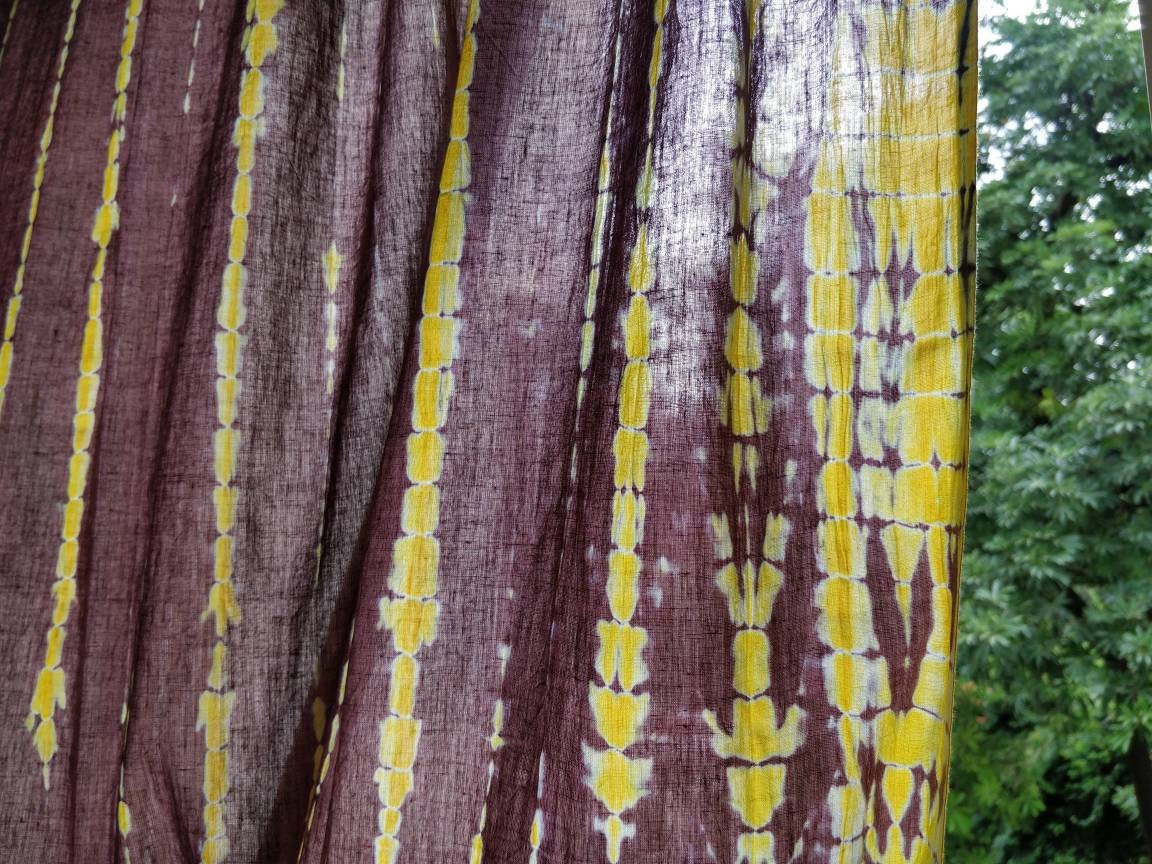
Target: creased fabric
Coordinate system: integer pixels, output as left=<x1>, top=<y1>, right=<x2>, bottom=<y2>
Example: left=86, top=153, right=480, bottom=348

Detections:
left=0, top=0, right=976, bottom=861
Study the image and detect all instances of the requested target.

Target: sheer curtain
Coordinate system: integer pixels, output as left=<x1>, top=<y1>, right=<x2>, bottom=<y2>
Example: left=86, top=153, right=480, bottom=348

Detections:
left=0, top=0, right=975, bottom=861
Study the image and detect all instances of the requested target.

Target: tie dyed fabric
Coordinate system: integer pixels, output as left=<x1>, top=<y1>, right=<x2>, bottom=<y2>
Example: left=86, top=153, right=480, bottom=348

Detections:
left=0, top=0, right=976, bottom=861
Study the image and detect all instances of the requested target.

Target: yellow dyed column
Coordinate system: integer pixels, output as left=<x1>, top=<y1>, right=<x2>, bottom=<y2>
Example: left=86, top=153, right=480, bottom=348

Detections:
left=197, top=3, right=283, bottom=862
left=581, top=4, right=668, bottom=861
left=804, top=15, right=897, bottom=857
left=858, top=3, right=975, bottom=860
left=571, top=20, right=623, bottom=423
left=24, top=0, right=141, bottom=791
left=372, top=3, right=479, bottom=861
left=807, top=221, right=887, bottom=861
left=703, top=514, right=805, bottom=864
left=721, top=0, right=771, bottom=487
left=0, top=0, right=82, bottom=423
left=702, top=4, right=807, bottom=860
left=0, top=0, right=21, bottom=65
left=534, top=16, right=624, bottom=860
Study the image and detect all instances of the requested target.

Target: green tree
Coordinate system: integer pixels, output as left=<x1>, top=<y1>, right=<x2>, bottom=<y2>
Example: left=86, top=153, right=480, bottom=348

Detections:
left=947, top=1, right=1152, bottom=860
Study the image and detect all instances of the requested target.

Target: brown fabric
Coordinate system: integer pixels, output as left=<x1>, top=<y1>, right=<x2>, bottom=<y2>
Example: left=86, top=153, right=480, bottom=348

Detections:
left=0, top=0, right=976, bottom=862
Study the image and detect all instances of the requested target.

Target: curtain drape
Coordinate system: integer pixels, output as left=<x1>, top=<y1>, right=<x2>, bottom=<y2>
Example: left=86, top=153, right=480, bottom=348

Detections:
left=0, top=0, right=976, bottom=861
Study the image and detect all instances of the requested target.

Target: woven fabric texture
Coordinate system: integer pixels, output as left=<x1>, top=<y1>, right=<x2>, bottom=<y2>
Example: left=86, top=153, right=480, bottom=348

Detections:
left=0, top=0, right=976, bottom=861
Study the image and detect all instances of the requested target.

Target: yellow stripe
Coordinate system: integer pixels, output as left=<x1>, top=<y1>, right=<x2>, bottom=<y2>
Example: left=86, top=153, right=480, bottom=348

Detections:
left=197, top=3, right=283, bottom=862
left=701, top=4, right=809, bottom=857
left=537, top=8, right=628, bottom=857
left=0, top=0, right=82, bottom=424
left=570, top=17, right=624, bottom=424
left=372, top=4, right=479, bottom=862
left=0, top=0, right=21, bottom=66
left=582, top=4, right=668, bottom=861
left=806, top=8, right=876, bottom=856
left=24, top=0, right=140, bottom=792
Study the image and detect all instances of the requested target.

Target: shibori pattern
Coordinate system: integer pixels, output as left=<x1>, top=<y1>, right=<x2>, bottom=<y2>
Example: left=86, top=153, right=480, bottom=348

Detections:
left=371, top=1, right=480, bottom=861
left=25, top=0, right=142, bottom=791
left=805, top=1, right=975, bottom=862
left=198, top=2, right=283, bottom=863
left=581, top=2, right=669, bottom=861
left=0, top=0, right=977, bottom=859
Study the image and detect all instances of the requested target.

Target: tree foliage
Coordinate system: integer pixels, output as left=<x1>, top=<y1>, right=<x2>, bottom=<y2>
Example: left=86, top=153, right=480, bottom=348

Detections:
left=947, top=1, right=1152, bottom=860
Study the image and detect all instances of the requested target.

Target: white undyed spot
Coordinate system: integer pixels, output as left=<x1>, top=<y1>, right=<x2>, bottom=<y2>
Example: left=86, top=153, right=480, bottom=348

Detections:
left=650, top=311, right=671, bottom=352
left=771, top=277, right=791, bottom=307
